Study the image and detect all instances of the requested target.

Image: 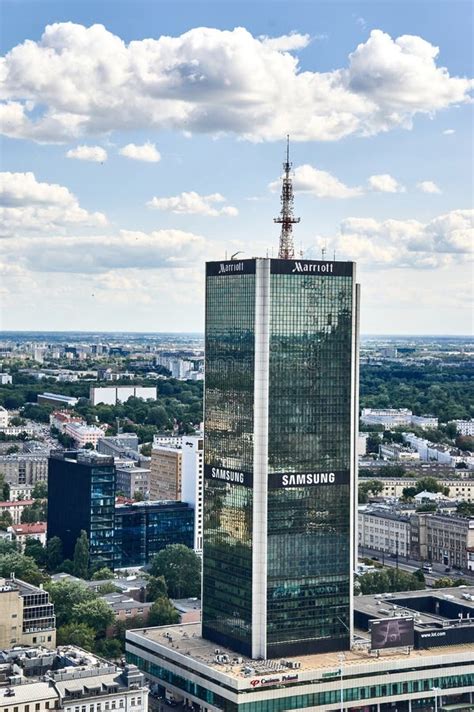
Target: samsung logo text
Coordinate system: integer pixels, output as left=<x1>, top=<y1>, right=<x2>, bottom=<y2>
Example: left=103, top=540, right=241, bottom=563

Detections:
left=211, top=467, right=244, bottom=484
left=282, top=472, right=336, bottom=486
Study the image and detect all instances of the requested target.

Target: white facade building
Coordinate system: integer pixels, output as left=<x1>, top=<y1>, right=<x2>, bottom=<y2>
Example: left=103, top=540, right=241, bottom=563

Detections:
left=452, top=419, right=474, bottom=436
left=181, top=434, right=204, bottom=555
left=64, top=422, right=104, bottom=448
left=361, top=408, right=412, bottom=428
left=358, top=508, right=411, bottom=557
left=0, top=373, right=12, bottom=385
left=357, top=432, right=368, bottom=456
left=90, top=386, right=157, bottom=406
left=0, top=406, right=8, bottom=427
left=411, top=415, right=439, bottom=429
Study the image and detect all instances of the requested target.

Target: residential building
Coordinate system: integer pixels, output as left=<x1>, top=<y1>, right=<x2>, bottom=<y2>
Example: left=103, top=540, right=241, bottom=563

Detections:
left=0, top=647, right=148, bottom=712
left=378, top=442, right=420, bottom=461
left=181, top=435, right=204, bottom=555
left=359, top=475, right=474, bottom=500
left=8, top=483, right=34, bottom=500
left=9, top=522, right=47, bottom=550
left=116, top=464, right=150, bottom=499
left=0, top=576, right=56, bottom=648
left=49, top=410, right=84, bottom=433
left=152, top=434, right=182, bottom=448
left=203, top=256, right=359, bottom=659
left=37, top=393, right=78, bottom=408
left=90, top=386, right=157, bottom=406
left=0, top=373, right=13, bottom=385
left=0, top=454, right=48, bottom=486
left=0, top=424, right=35, bottom=437
left=417, top=512, right=474, bottom=568
left=0, top=499, right=35, bottom=525
left=358, top=508, right=411, bottom=557
left=102, top=592, right=153, bottom=629
left=0, top=406, right=8, bottom=427
left=47, top=450, right=116, bottom=571
left=150, top=445, right=182, bottom=500
left=361, top=408, right=412, bottom=428
left=452, top=419, right=474, bottom=436
left=411, top=415, right=438, bottom=429
left=63, top=422, right=104, bottom=448
left=113, top=501, right=193, bottom=569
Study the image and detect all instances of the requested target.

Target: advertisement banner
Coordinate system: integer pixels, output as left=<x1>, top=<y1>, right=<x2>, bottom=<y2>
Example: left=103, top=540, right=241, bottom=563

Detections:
left=370, top=618, right=414, bottom=650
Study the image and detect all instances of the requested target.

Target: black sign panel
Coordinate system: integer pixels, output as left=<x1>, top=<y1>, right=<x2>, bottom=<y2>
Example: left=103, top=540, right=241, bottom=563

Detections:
left=370, top=618, right=414, bottom=650
left=204, top=464, right=253, bottom=487
left=206, top=260, right=256, bottom=277
left=268, top=470, right=350, bottom=489
left=270, top=259, right=353, bottom=277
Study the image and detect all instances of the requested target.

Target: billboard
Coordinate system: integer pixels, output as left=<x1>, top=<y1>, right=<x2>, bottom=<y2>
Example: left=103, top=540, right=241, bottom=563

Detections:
left=370, top=617, right=414, bottom=650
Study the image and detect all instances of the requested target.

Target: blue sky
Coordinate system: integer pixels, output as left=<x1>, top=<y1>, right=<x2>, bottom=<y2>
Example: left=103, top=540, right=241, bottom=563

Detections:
left=0, top=0, right=472, bottom=333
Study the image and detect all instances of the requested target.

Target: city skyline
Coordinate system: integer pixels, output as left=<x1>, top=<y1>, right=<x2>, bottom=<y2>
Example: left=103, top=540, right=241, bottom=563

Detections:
left=1, top=0, right=473, bottom=335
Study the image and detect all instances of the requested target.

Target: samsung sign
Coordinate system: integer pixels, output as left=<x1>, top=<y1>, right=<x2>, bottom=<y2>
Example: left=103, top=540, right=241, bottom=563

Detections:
left=204, top=466, right=349, bottom=489
left=269, top=470, right=350, bottom=489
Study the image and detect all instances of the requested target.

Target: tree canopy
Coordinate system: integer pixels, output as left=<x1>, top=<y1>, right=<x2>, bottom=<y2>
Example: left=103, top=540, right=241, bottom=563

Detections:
left=150, top=544, right=201, bottom=598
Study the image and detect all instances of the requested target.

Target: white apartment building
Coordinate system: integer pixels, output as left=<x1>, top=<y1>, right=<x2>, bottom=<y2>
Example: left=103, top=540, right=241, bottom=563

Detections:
left=411, top=415, right=439, bottom=429
left=0, top=499, right=35, bottom=525
left=9, top=522, right=47, bottom=550
left=181, top=435, right=204, bottom=555
left=0, top=373, right=13, bottom=385
left=358, top=508, right=411, bottom=557
left=0, top=406, right=8, bottom=427
left=378, top=442, right=420, bottom=461
left=361, top=408, right=438, bottom=430
left=452, top=419, right=474, bottom=436
left=90, top=386, right=157, bottom=406
left=64, top=422, right=104, bottom=448
left=357, top=432, right=368, bottom=456
left=404, top=433, right=453, bottom=464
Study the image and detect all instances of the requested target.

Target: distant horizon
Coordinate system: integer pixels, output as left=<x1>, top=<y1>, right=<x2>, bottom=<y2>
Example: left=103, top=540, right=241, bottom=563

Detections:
left=0, top=330, right=472, bottom=339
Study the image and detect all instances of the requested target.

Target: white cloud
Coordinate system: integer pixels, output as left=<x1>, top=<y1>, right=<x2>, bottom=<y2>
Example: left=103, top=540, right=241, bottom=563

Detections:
left=0, top=228, right=206, bottom=273
left=147, top=191, right=238, bottom=216
left=66, top=145, right=107, bottom=162
left=310, top=209, right=473, bottom=269
left=0, top=24, right=471, bottom=143
left=118, top=142, right=161, bottom=162
left=0, top=171, right=107, bottom=236
left=368, top=174, right=405, bottom=193
left=443, top=128, right=456, bottom=135
left=259, top=32, right=311, bottom=51
left=417, top=180, right=442, bottom=194
left=270, top=164, right=362, bottom=198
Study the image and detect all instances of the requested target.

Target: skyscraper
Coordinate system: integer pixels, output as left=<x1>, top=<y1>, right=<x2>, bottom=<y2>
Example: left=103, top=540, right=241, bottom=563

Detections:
left=203, top=256, right=359, bottom=659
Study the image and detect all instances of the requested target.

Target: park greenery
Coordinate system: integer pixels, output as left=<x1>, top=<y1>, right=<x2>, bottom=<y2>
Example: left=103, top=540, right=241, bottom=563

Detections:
left=150, top=544, right=201, bottom=598
left=357, top=568, right=425, bottom=595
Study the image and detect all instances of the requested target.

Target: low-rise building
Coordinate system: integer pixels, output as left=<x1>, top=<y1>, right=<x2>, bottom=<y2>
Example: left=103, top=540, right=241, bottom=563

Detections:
left=50, top=410, right=85, bottom=433
left=358, top=508, right=411, bottom=557
left=0, top=454, right=48, bottom=486
left=116, top=464, right=150, bottom=499
left=37, top=393, right=78, bottom=408
left=418, top=512, right=474, bottom=568
left=451, top=419, right=474, bottom=436
left=0, top=576, right=56, bottom=648
left=360, top=475, right=474, bottom=501
left=102, top=593, right=153, bottom=629
left=378, top=443, right=420, bottom=461
left=0, top=425, right=36, bottom=437
left=0, top=499, right=35, bottom=524
left=63, top=422, right=104, bottom=448
left=361, top=408, right=413, bottom=428
left=0, top=373, right=13, bottom=385
left=9, top=522, right=47, bottom=550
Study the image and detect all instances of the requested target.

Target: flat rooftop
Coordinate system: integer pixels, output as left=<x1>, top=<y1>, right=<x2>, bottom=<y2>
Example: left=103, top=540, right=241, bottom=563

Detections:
left=128, top=622, right=473, bottom=682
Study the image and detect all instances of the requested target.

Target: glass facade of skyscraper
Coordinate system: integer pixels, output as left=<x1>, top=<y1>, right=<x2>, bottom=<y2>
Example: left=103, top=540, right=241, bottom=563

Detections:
left=203, top=258, right=357, bottom=658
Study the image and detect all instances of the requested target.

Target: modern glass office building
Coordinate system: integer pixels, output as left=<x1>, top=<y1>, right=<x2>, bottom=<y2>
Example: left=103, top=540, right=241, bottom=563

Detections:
left=114, top=501, right=194, bottom=568
left=203, top=258, right=359, bottom=658
left=48, top=450, right=116, bottom=570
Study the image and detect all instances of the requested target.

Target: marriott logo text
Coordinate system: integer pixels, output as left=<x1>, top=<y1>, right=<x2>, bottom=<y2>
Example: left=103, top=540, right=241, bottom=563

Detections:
left=292, top=261, right=334, bottom=274
left=218, top=262, right=244, bottom=275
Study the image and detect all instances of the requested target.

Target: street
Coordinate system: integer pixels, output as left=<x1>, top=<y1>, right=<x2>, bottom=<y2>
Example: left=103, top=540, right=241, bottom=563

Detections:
left=358, top=546, right=474, bottom=585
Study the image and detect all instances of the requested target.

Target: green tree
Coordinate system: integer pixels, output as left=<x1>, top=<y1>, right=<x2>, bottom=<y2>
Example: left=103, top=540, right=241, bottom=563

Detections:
left=456, top=501, right=474, bottom=517
left=0, top=552, right=45, bottom=585
left=150, top=544, right=201, bottom=598
left=416, top=502, right=438, bottom=512
left=95, top=638, right=123, bottom=659
left=71, top=598, right=114, bottom=635
left=148, top=596, right=180, bottom=626
left=412, top=569, right=426, bottom=585
left=366, top=433, right=382, bottom=454
left=133, top=490, right=144, bottom=501
left=46, top=581, right=97, bottom=627
left=73, top=530, right=89, bottom=578
left=24, top=538, right=47, bottom=567
left=6, top=445, right=20, bottom=455
left=21, top=501, right=47, bottom=523
left=46, top=536, right=64, bottom=572
left=146, top=575, right=168, bottom=602
left=32, top=481, right=48, bottom=499
left=0, top=510, right=13, bottom=530
left=91, top=566, right=115, bottom=580
left=358, top=480, right=384, bottom=504
left=433, top=577, right=454, bottom=588
left=0, top=474, right=10, bottom=501
left=57, top=622, right=95, bottom=651
left=358, top=568, right=424, bottom=595
left=402, top=486, right=418, bottom=500
left=140, top=443, right=152, bottom=456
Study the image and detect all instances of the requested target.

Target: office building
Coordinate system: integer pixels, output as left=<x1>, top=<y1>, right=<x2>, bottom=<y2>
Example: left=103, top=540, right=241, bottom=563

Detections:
left=150, top=445, right=182, bottom=501
left=416, top=512, right=474, bottom=569
left=203, top=255, right=359, bottom=659
left=37, top=393, right=78, bottom=408
left=358, top=508, right=411, bottom=558
left=181, top=435, right=204, bottom=555
left=126, top=620, right=473, bottom=712
left=47, top=450, right=116, bottom=570
left=113, top=501, right=194, bottom=569
left=0, top=647, right=148, bottom=712
left=116, top=463, right=151, bottom=499
left=0, top=576, right=56, bottom=648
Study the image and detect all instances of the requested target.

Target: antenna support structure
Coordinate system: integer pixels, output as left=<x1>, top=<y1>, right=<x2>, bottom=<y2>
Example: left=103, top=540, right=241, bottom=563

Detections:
left=274, top=135, right=300, bottom=259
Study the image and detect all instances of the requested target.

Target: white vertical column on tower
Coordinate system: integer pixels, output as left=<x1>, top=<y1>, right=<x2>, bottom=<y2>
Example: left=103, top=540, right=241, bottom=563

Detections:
left=252, top=257, right=270, bottom=659
left=349, top=276, right=361, bottom=644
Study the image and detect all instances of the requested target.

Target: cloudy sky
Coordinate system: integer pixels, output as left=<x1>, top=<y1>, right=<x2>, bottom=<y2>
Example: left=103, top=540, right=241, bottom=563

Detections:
left=1, top=0, right=472, bottom=334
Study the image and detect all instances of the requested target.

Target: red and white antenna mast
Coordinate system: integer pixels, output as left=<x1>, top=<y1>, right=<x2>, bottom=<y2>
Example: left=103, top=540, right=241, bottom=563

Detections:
left=274, top=135, right=300, bottom=259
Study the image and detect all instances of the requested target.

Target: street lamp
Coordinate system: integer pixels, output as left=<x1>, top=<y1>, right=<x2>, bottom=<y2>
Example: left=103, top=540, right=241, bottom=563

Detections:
left=432, top=686, right=440, bottom=712
left=338, top=653, right=345, bottom=712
